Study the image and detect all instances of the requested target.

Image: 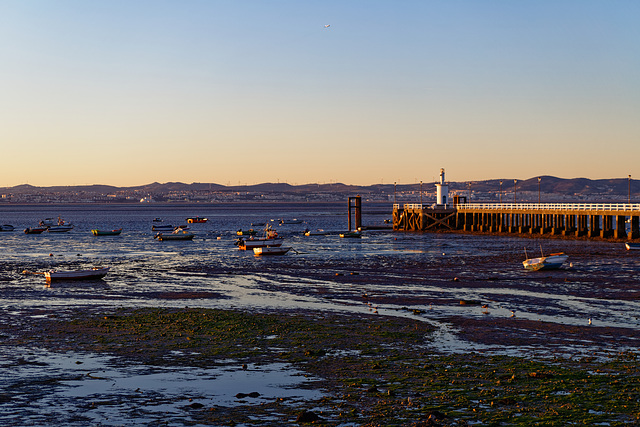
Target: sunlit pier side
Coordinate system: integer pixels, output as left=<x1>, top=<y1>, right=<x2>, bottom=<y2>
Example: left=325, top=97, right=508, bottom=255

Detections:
left=392, top=168, right=640, bottom=241
left=393, top=202, right=640, bottom=241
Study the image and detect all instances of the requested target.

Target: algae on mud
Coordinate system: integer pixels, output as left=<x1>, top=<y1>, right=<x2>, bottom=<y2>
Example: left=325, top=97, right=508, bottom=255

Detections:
left=6, top=307, right=639, bottom=426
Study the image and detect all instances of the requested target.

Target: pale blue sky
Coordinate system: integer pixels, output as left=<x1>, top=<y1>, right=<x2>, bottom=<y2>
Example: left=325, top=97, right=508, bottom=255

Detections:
left=1, top=1, right=638, bottom=187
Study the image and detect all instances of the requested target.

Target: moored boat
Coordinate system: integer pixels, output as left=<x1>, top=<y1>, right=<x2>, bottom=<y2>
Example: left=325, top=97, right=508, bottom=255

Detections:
left=47, top=224, right=74, bottom=233
left=152, top=224, right=174, bottom=231
left=237, top=229, right=258, bottom=236
left=155, top=230, right=195, bottom=241
left=187, top=217, right=208, bottom=223
left=43, top=267, right=110, bottom=284
left=339, top=230, right=362, bottom=238
left=91, top=228, right=123, bottom=236
left=0, top=224, right=15, bottom=232
left=304, top=228, right=329, bottom=236
left=523, top=252, right=569, bottom=271
left=24, top=227, right=48, bottom=234
left=236, top=225, right=283, bottom=250
left=253, top=246, right=291, bottom=256
left=625, top=242, right=640, bottom=250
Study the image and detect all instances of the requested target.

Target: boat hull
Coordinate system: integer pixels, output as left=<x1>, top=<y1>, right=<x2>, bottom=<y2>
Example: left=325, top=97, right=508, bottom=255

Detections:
left=238, top=238, right=284, bottom=250
left=44, top=267, right=110, bottom=284
left=187, top=217, right=208, bottom=223
left=47, top=226, right=74, bottom=232
left=156, top=232, right=194, bottom=241
left=25, top=227, right=48, bottom=234
left=92, top=229, right=122, bottom=236
left=523, top=254, right=569, bottom=271
left=625, top=242, right=640, bottom=250
left=253, top=246, right=291, bottom=256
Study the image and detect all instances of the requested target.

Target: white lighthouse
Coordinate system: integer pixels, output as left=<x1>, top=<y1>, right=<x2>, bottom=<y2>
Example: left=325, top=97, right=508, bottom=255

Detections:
left=435, top=168, right=449, bottom=206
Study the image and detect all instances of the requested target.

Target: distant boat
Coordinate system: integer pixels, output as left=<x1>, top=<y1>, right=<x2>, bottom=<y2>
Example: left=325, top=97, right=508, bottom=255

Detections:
left=187, top=217, right=208, bottom=223
left=47, top=224, right=74, bottom=233
left=236, top=225, right=283, bottom=250
left=304, top=228, right=329, bottom=236
left=41, top=267, right=110, bottom=284
left=24, top=227, right=47, bottom=234
left=253, top=246, right=291, bottom=256
left=91, top=228, right=123, bottom=236
left=625, top=242, right=640, bottom=250
left=153, top=218, right=163, bottom=222
left=279, top=219, right=303, bottom=225
left=0, top=224, right=15, bottom=232
left=40, top=216, right=73, bottom=232
left=522, top=248, right=568, bottom=271
left=340, top=230, right=362, bottom=238
left=155, top=230, right=195, bottom=241
left=152, top=224, right=174, bottom=231
left=237, top=229, right=258, bottom=236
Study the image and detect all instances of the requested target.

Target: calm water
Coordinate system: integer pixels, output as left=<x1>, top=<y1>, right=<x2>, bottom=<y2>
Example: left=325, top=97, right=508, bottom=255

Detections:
left=0, top=202, right=638, bottom=329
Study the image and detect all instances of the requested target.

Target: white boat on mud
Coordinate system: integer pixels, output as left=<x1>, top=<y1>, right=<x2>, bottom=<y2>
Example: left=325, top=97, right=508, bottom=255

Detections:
left=522, top=251, right=569, bottom=271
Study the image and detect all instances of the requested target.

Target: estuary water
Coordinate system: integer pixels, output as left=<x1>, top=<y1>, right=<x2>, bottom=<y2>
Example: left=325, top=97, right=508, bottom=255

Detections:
left=0, top=202, right=639, bottom=332
left=1, top=202, right=640, bottom=425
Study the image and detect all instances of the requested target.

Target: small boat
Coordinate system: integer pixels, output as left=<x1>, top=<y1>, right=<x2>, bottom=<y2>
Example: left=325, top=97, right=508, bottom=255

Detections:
left=236, top=225, right=283, bottom=250
left=187, top=217, right=208, bottom=223
left=237, top=229, right=258, bottom=236
left=625, top=242, right=640, bottom=250
left=340, top=230, right=362, bottom=238
left=152, top=224, right=174, bottom=231
left=0, top=224, right=15, bottom=232
left=24, top=227, right=48, bottom=234
left=40, top=216, right=71, bottom=227
left=155, top=230, right=195, bottom=241
left=304, top=228, right=328, bottom=236
left=279, top=219, right=303, bottom=225
left=253, top=246, right=291, bottom=256
left=43, top=267, right=110, bottom=284
left=153, top=218, right=163, bottom=222
left=47, top=224, right=74, bottom=233
left=91, top=228, right=123, bottom=236
left=522, top=248, right=569, bottom=271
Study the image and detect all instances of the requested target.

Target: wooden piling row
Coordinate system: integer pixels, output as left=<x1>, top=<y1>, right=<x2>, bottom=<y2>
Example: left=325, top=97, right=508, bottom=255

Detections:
left=392, top=203, right=640, bottom=240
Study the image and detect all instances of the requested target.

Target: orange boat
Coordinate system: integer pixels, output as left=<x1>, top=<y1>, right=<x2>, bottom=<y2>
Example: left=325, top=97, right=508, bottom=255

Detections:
left=187, top=217, right=208, bottom=223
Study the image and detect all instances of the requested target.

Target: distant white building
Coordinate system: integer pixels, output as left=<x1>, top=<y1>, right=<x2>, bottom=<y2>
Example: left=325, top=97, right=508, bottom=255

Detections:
left=435, top=168, right=449, bottom=205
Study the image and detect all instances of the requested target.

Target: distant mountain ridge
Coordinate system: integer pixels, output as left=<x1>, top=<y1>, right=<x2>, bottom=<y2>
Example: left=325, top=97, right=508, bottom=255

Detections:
left=0, top=176, right=637, bottom=198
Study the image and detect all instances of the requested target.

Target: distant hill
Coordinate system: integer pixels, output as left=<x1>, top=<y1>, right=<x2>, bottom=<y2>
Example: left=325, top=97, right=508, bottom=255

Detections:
left=0, top=176, right=637, bottom=200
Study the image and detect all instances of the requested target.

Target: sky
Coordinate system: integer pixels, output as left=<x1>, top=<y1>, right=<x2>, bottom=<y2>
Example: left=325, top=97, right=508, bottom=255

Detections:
left=1, top=1, right=639, bottom=187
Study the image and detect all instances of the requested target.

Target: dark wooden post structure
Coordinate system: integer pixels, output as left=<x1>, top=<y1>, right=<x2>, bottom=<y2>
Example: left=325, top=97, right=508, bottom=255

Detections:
left=348, top=196, right=362, bottom=231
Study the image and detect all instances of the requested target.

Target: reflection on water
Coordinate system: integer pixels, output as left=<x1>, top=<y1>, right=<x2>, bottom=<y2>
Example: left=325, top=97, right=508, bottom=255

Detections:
left=0, top=347, right=322, bottom=426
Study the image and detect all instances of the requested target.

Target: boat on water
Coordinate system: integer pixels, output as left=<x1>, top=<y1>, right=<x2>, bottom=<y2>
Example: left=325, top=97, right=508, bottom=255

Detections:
left=91, top=228, right=123, bottom=236
left=153, top=218, right=163, bottom=222
left=155, top=229, right=195, bottom=241
left=279, top=219, right=303, bottom=225
left=625, top=242, right=640, bottom=250
left=304, top=228, right=329, bottom=236
left=40, top=216, right=73, bottom=232
left=522, top=248, right=569, bottom=271
left=253, top=246, right=291, bottom=256
left=187, top=217, right=208, bottom=223
left=236, top=225, right=283, bottom=250
left=340, top=230, right=362, bottom=238
left=47, top=224, right=74, bottom=232
left=237, top=229, right=258, bottom=236
left=42, top=267, right=110, bottom=284
left=152, top=224, right=174, bottom=231
left=24, top=227, right=48, bottom=234
left=0, top=224, right=15, bottom=232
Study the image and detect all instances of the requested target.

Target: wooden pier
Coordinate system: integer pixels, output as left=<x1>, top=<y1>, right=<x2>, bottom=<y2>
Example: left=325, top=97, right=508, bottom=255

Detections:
left=393, top=202, right=640, bottom=240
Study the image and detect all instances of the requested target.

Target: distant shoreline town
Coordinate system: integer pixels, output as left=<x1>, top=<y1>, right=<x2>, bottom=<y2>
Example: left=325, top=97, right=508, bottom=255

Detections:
left=0, top=176, right=636, bottom=204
